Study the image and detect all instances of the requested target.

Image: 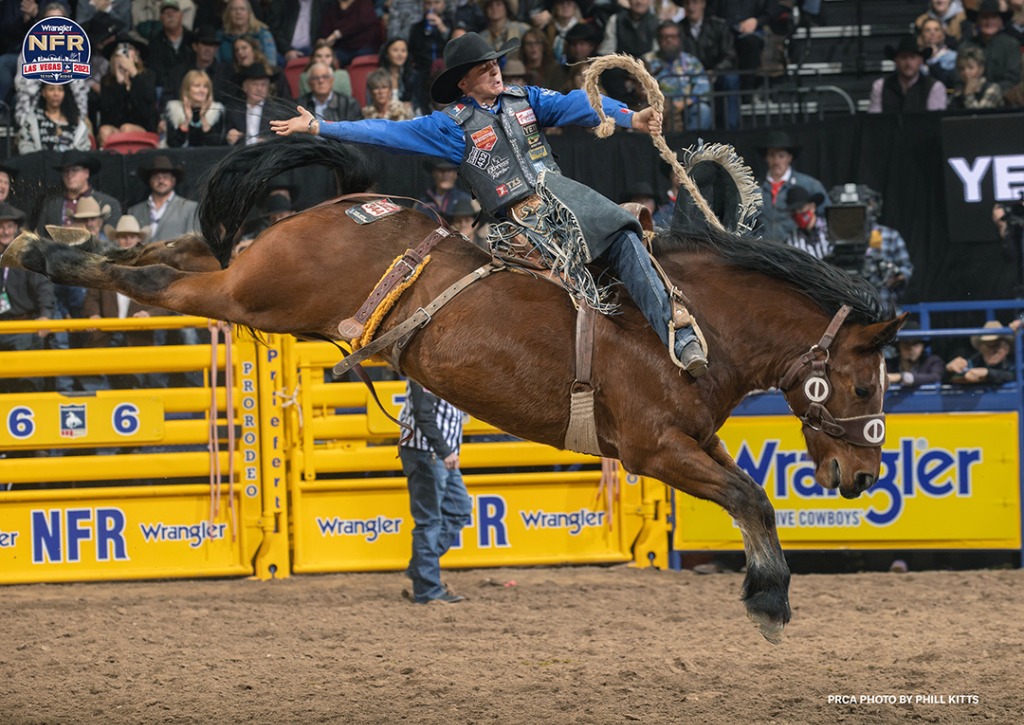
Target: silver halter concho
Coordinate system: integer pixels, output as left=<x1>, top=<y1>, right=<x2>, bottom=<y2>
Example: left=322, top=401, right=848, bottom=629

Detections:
left=778, top=305, right=886, bottom=448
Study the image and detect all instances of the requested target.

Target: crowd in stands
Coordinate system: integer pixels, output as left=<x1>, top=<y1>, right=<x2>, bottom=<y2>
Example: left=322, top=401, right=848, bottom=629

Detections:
left=1, top=1, right=1024, bottom=394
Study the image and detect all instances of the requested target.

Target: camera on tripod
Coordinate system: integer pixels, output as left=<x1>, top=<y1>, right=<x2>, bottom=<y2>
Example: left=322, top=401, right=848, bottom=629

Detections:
left=823, top=183, right=871, bottom=275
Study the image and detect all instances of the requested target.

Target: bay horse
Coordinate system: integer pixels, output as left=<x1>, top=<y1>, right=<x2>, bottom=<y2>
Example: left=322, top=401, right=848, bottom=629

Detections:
left=1, top=136, right=903, bottom=643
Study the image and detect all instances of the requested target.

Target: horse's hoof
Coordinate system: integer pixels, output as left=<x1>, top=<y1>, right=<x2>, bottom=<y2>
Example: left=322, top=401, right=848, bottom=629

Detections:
left=747, top=610, right=785, bottom=644
left=0, top=234, right=32, bottom=270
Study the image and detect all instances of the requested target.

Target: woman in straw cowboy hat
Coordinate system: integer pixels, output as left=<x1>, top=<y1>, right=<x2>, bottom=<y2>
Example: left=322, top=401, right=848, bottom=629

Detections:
left=946, top=319, right=1021, bottom=385
left=272, top=31, right=709, bottom=376
left=69, top=196, right=114, bottom=246
left=104, top=215, right=152, bottom=250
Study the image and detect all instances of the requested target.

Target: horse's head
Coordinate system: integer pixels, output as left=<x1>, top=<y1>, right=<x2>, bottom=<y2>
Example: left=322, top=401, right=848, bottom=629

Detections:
left=780, top=307, right=906, bottom=499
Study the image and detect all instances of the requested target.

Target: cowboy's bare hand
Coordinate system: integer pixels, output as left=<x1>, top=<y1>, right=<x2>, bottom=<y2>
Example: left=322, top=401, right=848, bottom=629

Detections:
left=271, top=106, right=315, bottom=136
left=631, top=107, right=662, bottom=136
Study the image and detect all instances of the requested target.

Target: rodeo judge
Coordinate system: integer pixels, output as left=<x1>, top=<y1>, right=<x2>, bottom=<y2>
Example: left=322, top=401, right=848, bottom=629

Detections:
left=272, top=32, right=708, bottom=377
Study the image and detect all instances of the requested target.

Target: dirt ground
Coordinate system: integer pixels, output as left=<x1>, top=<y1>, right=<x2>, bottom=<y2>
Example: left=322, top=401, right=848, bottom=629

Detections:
left=2, top=565, right=1022, bottom=725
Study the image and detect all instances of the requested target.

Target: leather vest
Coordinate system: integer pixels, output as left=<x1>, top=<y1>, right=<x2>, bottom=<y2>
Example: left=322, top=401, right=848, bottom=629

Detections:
left=443, top=87, right=560, bottom=214
left=881, top=73, right=937, bottom=113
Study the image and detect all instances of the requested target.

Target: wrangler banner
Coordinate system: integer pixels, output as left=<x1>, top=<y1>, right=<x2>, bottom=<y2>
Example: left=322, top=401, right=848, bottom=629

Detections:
left=673, top=412, right=1021, bottom=550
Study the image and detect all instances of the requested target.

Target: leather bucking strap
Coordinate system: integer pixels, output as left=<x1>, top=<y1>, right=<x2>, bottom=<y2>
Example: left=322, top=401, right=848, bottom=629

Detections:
left=338, top=226, right=452, bottom=339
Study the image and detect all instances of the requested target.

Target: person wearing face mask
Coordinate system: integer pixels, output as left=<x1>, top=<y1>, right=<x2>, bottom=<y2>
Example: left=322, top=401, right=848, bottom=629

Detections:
left=782, top=185, right=831, bottom=260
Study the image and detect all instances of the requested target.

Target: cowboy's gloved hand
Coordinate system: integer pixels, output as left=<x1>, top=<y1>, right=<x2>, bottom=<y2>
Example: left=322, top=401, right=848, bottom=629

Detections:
left=631, top=108, right=662, bottom=136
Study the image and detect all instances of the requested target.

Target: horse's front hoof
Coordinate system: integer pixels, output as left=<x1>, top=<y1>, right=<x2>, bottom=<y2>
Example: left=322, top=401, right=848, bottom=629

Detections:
left=747, top=610, right=786, bottom=644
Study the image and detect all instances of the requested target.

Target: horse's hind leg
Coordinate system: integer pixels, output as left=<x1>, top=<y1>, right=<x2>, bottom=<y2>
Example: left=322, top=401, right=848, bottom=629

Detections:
left=636, top=430, right=790, bottom=643
left=3, top=233, right=238, bottom=321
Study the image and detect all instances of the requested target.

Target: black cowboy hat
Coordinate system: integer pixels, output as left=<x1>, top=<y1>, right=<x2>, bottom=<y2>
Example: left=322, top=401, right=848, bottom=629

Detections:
left=898, top=320, right=930, bottom=344
left=966, top=0, right=1013, bottom=22
left=785, top=185, right=824, bottom=211
left=430, top=33, right=521, bottom=104
left=54, top=150, right=101, bottom=175
left=0, top=160, right=17, bottom=181
left=263, top=194, right=294, bottom=216
left=101, top=30, right=149, bottom=60
left=621, top=181, right=662, bottom=205
left=193, top=25, right=219, bottom=45
left=755, top=130, right=801, bottom=157
left=236, top=63, right=278, bottom=83
left=885, top=35, right=931, bottom=61
left=564, top=21, right=604, bottom=46
left=450, top=197, right=477, bottom=218
left=0, top=201, right=26, bottom=223
left=137, top=155, right=185, bottom=182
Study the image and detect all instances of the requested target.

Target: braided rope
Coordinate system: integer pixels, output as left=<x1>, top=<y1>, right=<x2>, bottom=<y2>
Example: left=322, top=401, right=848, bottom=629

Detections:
left=580, top=54, right=724, bottom=232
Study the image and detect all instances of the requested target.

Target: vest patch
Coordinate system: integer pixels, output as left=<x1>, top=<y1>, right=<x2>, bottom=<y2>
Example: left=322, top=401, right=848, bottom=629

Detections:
left=528, top=147, right=548, bottom=160
left=471, top=126, right=498, bottom=151
left=496, top=179, right=524, bottom=198
left=514, top=108, right=537, bottom=126
left=467, top=146, right=490, bottom=168
left=486, top=155, right=511, bottom=179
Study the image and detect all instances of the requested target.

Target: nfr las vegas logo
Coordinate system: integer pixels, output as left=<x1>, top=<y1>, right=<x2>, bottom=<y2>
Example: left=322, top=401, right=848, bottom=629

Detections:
left=21, top=16, right=91, bottom=85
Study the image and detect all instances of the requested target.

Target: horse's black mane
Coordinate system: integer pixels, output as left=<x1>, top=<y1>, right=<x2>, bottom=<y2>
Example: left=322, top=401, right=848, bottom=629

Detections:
left=198, top=135, right=375, bottom=267
left=652, top=226, right=889, bottom=325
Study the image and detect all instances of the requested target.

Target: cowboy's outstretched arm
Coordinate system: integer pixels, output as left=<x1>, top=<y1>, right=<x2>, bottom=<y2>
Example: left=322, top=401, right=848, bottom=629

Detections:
left=271, top=106, right=316, bottom=136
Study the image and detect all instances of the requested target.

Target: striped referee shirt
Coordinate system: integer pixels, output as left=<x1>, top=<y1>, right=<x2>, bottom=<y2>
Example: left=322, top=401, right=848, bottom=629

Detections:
left=398, top=380, right=464, bottom=458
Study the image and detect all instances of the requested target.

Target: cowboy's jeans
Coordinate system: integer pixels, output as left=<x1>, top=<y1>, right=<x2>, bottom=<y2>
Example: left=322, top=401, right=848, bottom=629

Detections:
left=602, top=230, right=697, bottom=356
left=400, top=447, right=472, bottom=603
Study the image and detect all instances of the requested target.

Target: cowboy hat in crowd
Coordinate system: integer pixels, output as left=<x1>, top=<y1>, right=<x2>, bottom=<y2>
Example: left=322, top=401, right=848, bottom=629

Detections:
left=784, top=185, right=825, bottom=212
left=53, top=150, right=101, bottom=175
left=136, top=155, right=185, bottom=183
left=970, top=320, right=1014, bottom=350
left=71, top=196, right=112, bottom=221
left=103, top=215, right=150, bottom=244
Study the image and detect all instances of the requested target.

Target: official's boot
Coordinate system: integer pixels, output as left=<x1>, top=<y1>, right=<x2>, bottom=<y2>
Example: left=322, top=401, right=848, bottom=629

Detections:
left=678, top=338, right=708, bottom=378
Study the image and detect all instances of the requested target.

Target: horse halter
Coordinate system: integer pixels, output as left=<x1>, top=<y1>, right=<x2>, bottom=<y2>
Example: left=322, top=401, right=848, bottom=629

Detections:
left=778, top=305, right=886, bottom=448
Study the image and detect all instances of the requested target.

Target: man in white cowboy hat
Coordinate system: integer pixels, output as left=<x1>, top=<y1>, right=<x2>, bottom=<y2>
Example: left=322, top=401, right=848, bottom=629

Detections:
left=127, top=154, right=199, bottom=243
left=70, top=196, right=114, bottom=246
left=272, top=31, right=709, bottom=376
left=946, top=319, right=1020, bottom=386
left=105, top=215, right=152, bottom=250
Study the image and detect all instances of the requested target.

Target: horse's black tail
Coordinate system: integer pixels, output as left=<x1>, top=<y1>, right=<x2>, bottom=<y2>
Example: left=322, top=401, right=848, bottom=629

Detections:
left=198, top=135, right=374, bottom=267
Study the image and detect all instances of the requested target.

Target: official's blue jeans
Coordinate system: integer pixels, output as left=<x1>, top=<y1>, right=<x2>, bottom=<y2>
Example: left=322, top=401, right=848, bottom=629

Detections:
left=601, top=230, right=696, bottom=356
left=400, top=447, right=472, bottom=602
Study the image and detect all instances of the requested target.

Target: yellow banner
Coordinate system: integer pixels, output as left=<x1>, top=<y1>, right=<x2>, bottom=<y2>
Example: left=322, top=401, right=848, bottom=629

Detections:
left=674, top=413, right=1021, bottom=550
left=0, top=394, right=164, bottom=448
left=291, top=473, right=645, bottom=573
left=0, top=487, right=252, bottom=584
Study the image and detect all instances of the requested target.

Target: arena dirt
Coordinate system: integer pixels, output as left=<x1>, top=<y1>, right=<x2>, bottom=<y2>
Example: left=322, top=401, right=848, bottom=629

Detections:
left=2, top=565, right=1022, bottom=724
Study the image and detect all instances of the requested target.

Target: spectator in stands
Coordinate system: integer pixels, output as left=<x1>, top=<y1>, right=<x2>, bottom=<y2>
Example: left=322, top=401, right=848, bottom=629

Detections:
left=502, top=58, right=529, bottom=85
left=69, top=196, right=113, bottom=248
left=0, top=0, right=35, bottom=107
left=163, top=70, right=228, bottom=146
left=962, top=0, right=1021, bottom=92
left=887, top=321, right=944, bottom=388
left=867, top=35, right=948, bottom=113
left=540, top=0, right=581, bottom=65
left=388, top=0, right=427, bottom=42
left=0, top=202, right=55, bottom=392
left=299, top=61, right=364, bottom=121
left=133, top=0, right=197, bottom=34
left=379, top=38, right=427, bottom=114
left=782, top=185, right=832, bottom=259
left=233, top=35, right=291, bottom=100
left=40, top=151, right=123, bottom=232
left=643, top=21, right=713, bottom=132
left=712, top=0, right=771, bottom=89
left=0, top=163, right=14, bottom=203
left=398, top=380, right=472, bottom=605
left=481, top=0, right=531, bottom=59
left=218, top=0, right=279, bottom=67
left=755, top=130, right=829, bottom=242
left=598, top=0, right=658, bottom=58
left=918, top=17, right=958, bottom=88
left=362, top=68, right=417, bottom=120
left=146, top=1, right=196, bottom=99
left=453, top=0, right=487, bottom=34
left=1007, top=0, right=1024, bottom=45
left=449, top=197, right=482, bottom=245
left=128, top=155, right=200, bottom=242
left=519, top=28, right=557, bottom=89
left=76, top=0, right=131, bottom=30
left=299, top=40, right=354, bottom=97
left=319, top=0, right=384, bottom=68
left=263, top=194, right=296, bottom=224
left=409, top=0, right=454, bottom=99
left=14, top=3, right=91, bottom=130
left=946, top=320, right=1017, bottom=385
left=563, top=20, right=603, bottom=65
left=166, top=26, right=230, bottom=103
left=17, top=83, right=92, bottom=155
left=421, top=159, right=472, bottom=219
left=96, top=35, right=160, bottom=147
left=269, top=0, right=323, bottom=62
left=915, top=0, right=969, bottom=44
left=622, top=181, right=660, bottom=215
left=226, top=64, right=282, bottom=144
left=949, top=44, right=1006, bottom=108
left=681, top=0, right=740, bottom=130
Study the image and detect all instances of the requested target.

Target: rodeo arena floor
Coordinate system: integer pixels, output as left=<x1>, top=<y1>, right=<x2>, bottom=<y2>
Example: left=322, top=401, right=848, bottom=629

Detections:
left=3, top=567, right=1023, bottom=724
